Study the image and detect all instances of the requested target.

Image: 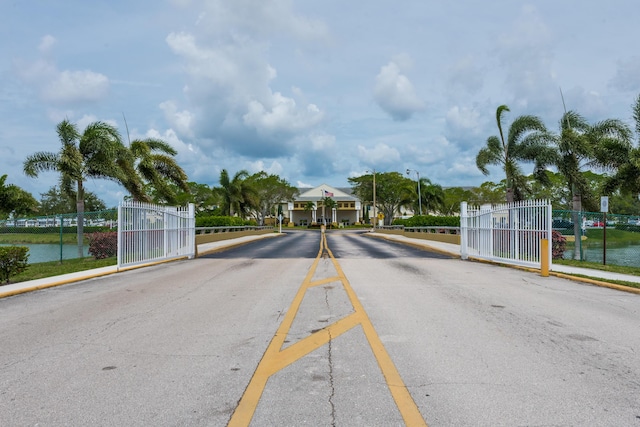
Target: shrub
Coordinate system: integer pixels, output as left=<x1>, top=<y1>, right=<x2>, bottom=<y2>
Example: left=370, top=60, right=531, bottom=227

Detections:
left=195, top=216, right=256, bottom=227
left=552, top=230, right=566, bottom=260
left=393, top=215, right=460, bottom=227
left=87, top=232, right=118, bottom=259
left=0, top=246, right=29, bottom=284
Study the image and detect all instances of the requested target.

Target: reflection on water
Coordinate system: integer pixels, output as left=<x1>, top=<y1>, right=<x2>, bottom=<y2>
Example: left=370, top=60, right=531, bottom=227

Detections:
left=564, top=241, right=640, bottom=267
left=0, top=243, right=90, bottom=263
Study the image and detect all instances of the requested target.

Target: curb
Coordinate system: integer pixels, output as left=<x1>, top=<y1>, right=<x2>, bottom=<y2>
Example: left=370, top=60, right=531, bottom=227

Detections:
left=366, top=233, right=640, bottom=295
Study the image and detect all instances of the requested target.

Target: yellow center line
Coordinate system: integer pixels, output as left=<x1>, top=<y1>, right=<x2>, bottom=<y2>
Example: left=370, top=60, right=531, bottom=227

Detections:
left=228, top=233, right=428, bottom=427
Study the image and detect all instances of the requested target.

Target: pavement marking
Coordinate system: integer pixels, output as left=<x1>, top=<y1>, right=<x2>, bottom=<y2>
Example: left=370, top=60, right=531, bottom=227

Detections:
left=228, top=233, right=427, bottom=427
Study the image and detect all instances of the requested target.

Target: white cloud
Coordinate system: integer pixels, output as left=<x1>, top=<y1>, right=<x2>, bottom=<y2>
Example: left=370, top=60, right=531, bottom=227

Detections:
left=16, top=40, right=109, bottom=105
left=38, top=35, right=56, bottom=53
left=42, top=70, right=109, bottom=103
left=243, top=91, right=323, bottom=136
left=374, top=60, right=425, bottom=121
left=159, top=101, right=195, bottom=137
left=610, top=57, right=640, bottom=93
left=197, top=0, right=328, bottom=41
left=446, top=106, right=481, bottom=134
left=248, top=160, right=284, bottom=175
left=357, top=143, right=401, bottom=166
left=165, top=11, right=326, bottom=156
left=496, top=5, right=557, bottom=112
left=446, top=55, right=484, bottom=95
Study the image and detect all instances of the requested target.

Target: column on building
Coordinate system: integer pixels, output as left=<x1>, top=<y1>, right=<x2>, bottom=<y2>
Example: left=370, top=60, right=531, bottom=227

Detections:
left=332, top=208, right=337, bottom=224
left=312, top=204, right=317, bottom=224
left=355, top=201, right=361, bottom=223
left=287, top=202, right=294, bottom=225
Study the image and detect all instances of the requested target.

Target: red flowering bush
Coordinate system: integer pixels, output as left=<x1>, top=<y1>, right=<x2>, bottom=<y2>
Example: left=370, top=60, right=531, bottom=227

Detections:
left=87, top=232, right=117, bottom=259
left=551, top=230, right=566, bottom=260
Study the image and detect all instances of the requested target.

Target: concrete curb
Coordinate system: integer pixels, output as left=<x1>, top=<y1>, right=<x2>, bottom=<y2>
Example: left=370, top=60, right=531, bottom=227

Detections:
left=0, top=233, right=285, bottom=300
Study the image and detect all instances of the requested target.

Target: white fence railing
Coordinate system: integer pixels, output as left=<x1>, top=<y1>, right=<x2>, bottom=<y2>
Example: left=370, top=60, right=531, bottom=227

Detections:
left=460, top=199, right=552, bottom=269
left=117, top=201, right=195, bottom=269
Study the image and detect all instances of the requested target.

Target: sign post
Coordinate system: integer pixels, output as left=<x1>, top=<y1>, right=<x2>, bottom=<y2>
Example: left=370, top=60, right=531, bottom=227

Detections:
left=601, top=196, right=609, bottom=265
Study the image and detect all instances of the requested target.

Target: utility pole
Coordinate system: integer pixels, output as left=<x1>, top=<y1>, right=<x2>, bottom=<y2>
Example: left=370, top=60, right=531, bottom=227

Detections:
left=406, top=169, right=422, bottom=215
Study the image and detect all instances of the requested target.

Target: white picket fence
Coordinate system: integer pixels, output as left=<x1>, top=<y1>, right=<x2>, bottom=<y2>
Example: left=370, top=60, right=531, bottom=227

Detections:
left=460, top=200, right=552, bottom=269
left=117, top=201, right=195, bottom=269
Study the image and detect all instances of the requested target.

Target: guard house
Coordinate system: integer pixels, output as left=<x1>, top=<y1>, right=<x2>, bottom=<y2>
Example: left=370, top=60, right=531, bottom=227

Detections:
left=285, top=184, right=362, bottom=226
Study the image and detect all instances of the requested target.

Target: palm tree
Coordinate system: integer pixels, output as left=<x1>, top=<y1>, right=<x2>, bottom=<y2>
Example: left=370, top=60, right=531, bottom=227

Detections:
left=553, top=110, right=632, bottom=212
left=303, top=201, right=316, bottom=225
left=603, top=94, right=640, bottom=196
left=119, top=138, right=189, bottom=204
left=416, top=177, right=444, bottom=214
left=476, top=105, right=552, bottom=203
left=321, top=196, right=337, bottom=226
left=24, top=119, right=129, bottom=256
left=215, top=169, right=256, bottom=217
left=551, top=110, right=632, bottom=256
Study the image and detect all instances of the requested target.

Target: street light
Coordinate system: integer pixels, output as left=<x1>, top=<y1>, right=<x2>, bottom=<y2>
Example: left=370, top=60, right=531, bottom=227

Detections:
left=366, top=169, right=376, bottom=228
left=406, top=169, right=422, bottom=216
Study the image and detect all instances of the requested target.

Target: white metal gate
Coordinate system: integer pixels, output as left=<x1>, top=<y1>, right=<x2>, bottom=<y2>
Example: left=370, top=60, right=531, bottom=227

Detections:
left=460, top=199, right=552, bottom=269
left=117, top=201, right=195, bottom=269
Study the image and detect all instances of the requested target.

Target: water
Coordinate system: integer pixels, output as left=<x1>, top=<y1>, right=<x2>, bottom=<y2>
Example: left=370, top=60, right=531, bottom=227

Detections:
left=0, top=244, right=90, bottom=263
left=564, top=242, right=640, bottom=267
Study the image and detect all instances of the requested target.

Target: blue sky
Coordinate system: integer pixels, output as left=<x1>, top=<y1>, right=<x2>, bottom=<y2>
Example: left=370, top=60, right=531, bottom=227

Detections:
left=2, top=0, right=639, bottom=208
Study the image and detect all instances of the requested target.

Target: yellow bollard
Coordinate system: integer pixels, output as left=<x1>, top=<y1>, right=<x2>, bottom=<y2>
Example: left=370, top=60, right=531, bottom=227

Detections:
left=540, top=238, right=549, bottom=277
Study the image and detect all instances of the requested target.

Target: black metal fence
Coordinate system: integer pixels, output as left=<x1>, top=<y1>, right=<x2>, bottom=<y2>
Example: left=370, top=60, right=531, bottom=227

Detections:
left=0, top=210, right=118, bottom=264
left=552, top=210, right=640, bottom=267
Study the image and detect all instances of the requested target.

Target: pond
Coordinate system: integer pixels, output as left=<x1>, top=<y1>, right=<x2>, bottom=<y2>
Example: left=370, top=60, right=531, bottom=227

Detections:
left=0, top=243, right=90, bottom=264
left=564, top=241, right=640, bottom=267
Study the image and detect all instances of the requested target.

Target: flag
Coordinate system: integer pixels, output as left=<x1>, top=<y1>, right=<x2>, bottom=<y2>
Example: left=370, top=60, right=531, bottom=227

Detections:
left=323, top=189, right=334, bottom=197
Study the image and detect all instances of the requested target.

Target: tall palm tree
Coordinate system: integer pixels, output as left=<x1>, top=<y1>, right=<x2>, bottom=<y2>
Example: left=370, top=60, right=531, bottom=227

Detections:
left=476, top=105, right=552, bottom=203
left=551, top=110, right=632, bottom=257
left=321, top=196, right=337, bottom=226
left=415, top=177, right=444, bottom=215
left=119, top=138, right=189, bottom=204
left=554, top=110, right=632, bottom=212
left=303, top=201, right=316, bottom=225
left=603, top=94, right=640, bottom=196
left=24, top=119, right=129, bottom=256
left=215, top=169, right=256, bottom=217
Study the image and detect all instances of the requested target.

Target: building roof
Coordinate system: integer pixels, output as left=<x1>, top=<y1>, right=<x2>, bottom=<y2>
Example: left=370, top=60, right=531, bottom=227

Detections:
left=295, top=184, right=359, bottom=202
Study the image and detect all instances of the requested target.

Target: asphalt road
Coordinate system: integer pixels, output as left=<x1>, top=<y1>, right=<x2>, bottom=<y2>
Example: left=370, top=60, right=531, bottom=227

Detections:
left=1, top=230, right=639, bottom=426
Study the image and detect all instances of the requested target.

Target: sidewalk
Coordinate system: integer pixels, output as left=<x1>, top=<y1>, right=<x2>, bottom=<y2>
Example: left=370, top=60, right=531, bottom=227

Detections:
left=2, top=232, right=639, bottom=299
left=367, top=232, right=640, bottom=290
left=0, top=234, right=282, bottom=299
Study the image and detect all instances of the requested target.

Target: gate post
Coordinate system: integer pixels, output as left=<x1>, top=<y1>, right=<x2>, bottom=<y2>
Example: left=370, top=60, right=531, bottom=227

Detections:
left=540, top=238, right=549, bottom=277
left=460, top=202, right=468, bottom=260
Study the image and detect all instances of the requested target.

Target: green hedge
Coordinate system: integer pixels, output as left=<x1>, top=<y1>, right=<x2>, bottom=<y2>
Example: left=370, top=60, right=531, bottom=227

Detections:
left=393, top=215, right=460, bottom=227
left=195, top=216, right=257, bottom=227
left=0, top=226, right=111, bottom=234
left=0, top=246, right=29, bottom=284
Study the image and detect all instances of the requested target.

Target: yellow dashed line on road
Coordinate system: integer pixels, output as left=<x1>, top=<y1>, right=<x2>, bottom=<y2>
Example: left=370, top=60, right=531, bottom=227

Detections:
left=228, top=233, right=427, bottom=427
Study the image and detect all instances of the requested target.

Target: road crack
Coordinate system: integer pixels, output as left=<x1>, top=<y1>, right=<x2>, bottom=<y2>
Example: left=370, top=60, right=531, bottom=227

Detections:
left=325, top=286, right=336, bottom=427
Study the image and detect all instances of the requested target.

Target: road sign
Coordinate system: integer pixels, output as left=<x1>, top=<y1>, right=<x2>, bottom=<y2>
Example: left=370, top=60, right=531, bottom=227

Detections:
left=600, top=196, right=609, bottom=213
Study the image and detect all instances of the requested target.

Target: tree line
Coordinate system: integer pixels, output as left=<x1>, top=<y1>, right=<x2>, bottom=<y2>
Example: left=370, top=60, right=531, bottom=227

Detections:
left=5, top=92, right=640, bottom=228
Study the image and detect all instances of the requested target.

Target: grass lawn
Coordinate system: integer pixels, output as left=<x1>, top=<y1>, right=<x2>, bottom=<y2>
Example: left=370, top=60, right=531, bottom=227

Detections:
left=554, top=258, right=640, bottom=289
left=6, top=257, right=116, bottom=285
left=0, top=233, right=85, bottom=245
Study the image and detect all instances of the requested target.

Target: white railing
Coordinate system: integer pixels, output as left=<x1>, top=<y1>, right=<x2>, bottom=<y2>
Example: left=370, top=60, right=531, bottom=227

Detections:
left=117, top=201, right=195, bottom=269
left=460, top=200, right=552, bottom=268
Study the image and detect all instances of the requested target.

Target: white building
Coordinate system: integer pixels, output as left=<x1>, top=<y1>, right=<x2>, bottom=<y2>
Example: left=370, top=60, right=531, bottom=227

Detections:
left=281, top=184, right=362, bottom=226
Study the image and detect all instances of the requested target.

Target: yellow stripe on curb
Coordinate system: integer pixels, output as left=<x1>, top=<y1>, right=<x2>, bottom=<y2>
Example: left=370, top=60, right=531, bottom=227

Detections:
left=228, top=233, right=428, bottom=427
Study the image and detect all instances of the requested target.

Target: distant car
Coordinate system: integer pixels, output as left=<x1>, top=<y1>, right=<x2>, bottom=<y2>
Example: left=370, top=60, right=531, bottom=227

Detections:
left=552, top=219, right=573, bottom=229
left=592, top=220, right=604, bottom=227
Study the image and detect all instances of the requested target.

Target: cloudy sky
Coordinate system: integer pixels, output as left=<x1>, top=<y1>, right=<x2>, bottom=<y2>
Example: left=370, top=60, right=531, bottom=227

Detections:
left=1, top=0, right=639, bottom=207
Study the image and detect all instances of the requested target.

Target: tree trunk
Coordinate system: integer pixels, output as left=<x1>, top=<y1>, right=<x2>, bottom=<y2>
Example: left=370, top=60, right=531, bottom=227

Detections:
left=572, top=193, right=582, bottom=260
left=76, top=180, right=85, bottom=259
left=505, top=187, right=514, bottom=204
